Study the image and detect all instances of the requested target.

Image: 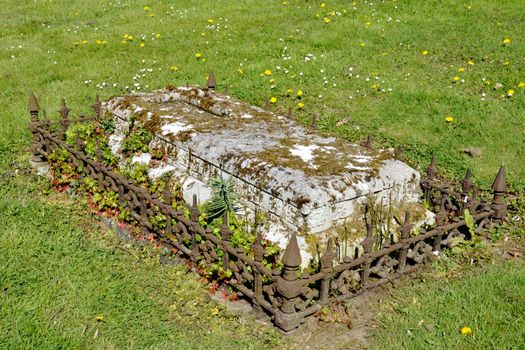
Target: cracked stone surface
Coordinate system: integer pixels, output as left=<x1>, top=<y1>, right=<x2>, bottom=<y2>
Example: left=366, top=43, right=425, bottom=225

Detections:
left=102, top=87, right=421, bottom=260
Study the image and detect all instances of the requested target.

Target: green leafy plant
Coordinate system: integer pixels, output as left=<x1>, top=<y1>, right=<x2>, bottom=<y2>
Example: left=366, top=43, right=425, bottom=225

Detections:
left=121, top=128, right=153, bottom=155
left=205, top=176, right=240, bottom=222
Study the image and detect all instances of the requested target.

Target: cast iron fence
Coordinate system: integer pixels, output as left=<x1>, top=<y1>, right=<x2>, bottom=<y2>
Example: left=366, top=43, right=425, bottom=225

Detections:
left=27, top=92, right=508, bottom=332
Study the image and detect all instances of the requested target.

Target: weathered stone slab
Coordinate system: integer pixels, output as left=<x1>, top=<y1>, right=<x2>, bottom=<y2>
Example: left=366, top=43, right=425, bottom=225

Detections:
left=103, top=87, right=421, bottom=255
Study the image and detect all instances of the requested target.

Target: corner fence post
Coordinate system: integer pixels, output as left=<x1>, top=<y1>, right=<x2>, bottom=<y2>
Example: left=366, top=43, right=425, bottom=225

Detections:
left=491, top=166, right=508, bottom=222
left=275, top=233, right=304, bottom=332
left=28, top=92, right=43, bottom=162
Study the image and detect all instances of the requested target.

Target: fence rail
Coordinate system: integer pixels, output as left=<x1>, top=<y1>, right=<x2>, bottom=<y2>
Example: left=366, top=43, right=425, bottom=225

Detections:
left=27, top=92, right=508, bottom=331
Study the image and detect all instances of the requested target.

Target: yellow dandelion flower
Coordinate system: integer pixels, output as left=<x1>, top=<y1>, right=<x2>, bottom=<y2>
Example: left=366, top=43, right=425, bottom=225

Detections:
left=359, top=42, right=366, bottom=47
left=323, top=17, right=331, bottom=24
left=458, top=67, right=465, bottom=72
left=74, top=41, right=80, bottom=46
left=460, top=326, right=472, bottom=335
left=95, top=315, right=105, bottom=321
left=371, top=84, right=379, bottom=90
left=82, top=40, right=88, bottom=45
left=170, top=66, right=178, bottom=71
left=208, top=18, right=214, bottom=24
left=445, top=115, right=454, bottom=122
left=507, top=89, right=515, bottom=96
left=269, top=97, right=278, bottom=104
left=518, top=82, right=525, bottom=88
left=200, top=32, right=206, bottom=37
left=143, top=5, right=151, bottom=11
left=468, top=60, right=474, bottom=65
left=296, top=90, right=303, bottom=97
left=421, top=50, right=429, bottom=56
left=264, top=69, right=272, bottom=76
left=286, top=88, right=293, bottom=95
left=95, top=40, right=102, bottom=45
left=297, top=102, right=305, bottom=109
left=155, top=33, right=161, bottom=39
left=269, top=78, right=275, bottom=84
left=201, top=58, right=206, bottom=62
left=140, top=42, right=145, bottom=48
left=503, top=38, right=511, bottom=45
left=149, top=13, right=156, bottom=17
left=320, top=2, right=326, bottom=8
left=452, top=76, right=460, bottom=82
left=237, top=68, right=244, bottom=76
left=503, top=60, right=510, bottom=66
left=195, top=53, right=202, bottom=59
left=485, top=80, right=491, bottom=85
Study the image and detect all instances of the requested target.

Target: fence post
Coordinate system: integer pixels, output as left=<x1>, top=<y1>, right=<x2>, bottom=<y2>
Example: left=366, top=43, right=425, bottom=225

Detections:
left=460, top=169, right=473, bottom=213
left=397, top=212, right=412, bottom=273
left=490, top=166, right=507, bottom=222
left=28, top=92, right=43, bottom=162
left=360, top=213, right=375, bottom=285
left=275, top=233, right=304, bottom=332
left=92, top=94, right=102, bottom=120
left=220, top=213, right=231, bottom=268
left=423, top=157, right=437, bottom=203
left=319, top=238, right=334, bottom=305
left=433, top=195, right=447, bottom=251
left=190, top=194, right=201, bottom=260
left=251, top=229, right=265, bottom=317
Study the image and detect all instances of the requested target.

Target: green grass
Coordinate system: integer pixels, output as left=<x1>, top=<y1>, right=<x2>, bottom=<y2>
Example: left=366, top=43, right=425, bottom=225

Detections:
left=1, top=0, right=524, bottom=348
left=0, top=172, right=282, bottom=349
left=2, top=0, right=525, bottom=188
left=370, top=259, right=525, bottom=349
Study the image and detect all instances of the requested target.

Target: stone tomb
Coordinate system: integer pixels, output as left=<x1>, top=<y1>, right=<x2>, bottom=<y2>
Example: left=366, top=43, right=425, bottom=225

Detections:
left=104, top=87, right=420, bottom=256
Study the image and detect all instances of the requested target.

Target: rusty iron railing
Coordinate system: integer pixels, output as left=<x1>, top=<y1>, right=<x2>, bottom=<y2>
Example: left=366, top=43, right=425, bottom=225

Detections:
left=27, top=92, right=508, bottom=332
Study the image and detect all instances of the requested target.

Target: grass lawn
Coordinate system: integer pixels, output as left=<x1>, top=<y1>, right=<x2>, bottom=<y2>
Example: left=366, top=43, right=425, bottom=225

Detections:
left=1, top=0, right=524, bottom=349
left=371, top=258, right=525, bottom=350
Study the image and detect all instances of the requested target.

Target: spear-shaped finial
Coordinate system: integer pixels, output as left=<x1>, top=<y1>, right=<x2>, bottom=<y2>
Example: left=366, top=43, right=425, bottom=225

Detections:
left=28, top=92, right=40, bottom=114
left=364, top=134, right=373, bottom=149
left=461, top=169, right=474, bottom=194
left=426, top=156, right=437, bottom=179
left=282, top=233, right=302, bottom=275
left=400, top=212, right=413, bottom=239
left=207, top=69, right=216, bottom=90
left=320, top=238, right=334, bottom=270
left=311, top=113, right=319, bottom=129
left=492, top=166, right=507, bottom=193
left=264, top=98, right=270, bottom=111
left=92, top=94, right=101, bottom=118
left=59, top=98, right=70, bottom=119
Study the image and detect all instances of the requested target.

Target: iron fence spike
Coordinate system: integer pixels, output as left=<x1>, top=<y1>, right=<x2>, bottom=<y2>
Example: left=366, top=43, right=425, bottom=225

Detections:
left=28, top=92, right=40, bottom=112
left=207, top=69, right=216, bottom=90
left=282, top=233, right=301, bottom=268
left=492, top=166, right=507, bottom=193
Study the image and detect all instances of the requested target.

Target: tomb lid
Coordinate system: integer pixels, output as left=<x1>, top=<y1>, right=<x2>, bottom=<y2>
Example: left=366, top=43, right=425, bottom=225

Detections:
left=105, top=87, right=418, bottom=213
